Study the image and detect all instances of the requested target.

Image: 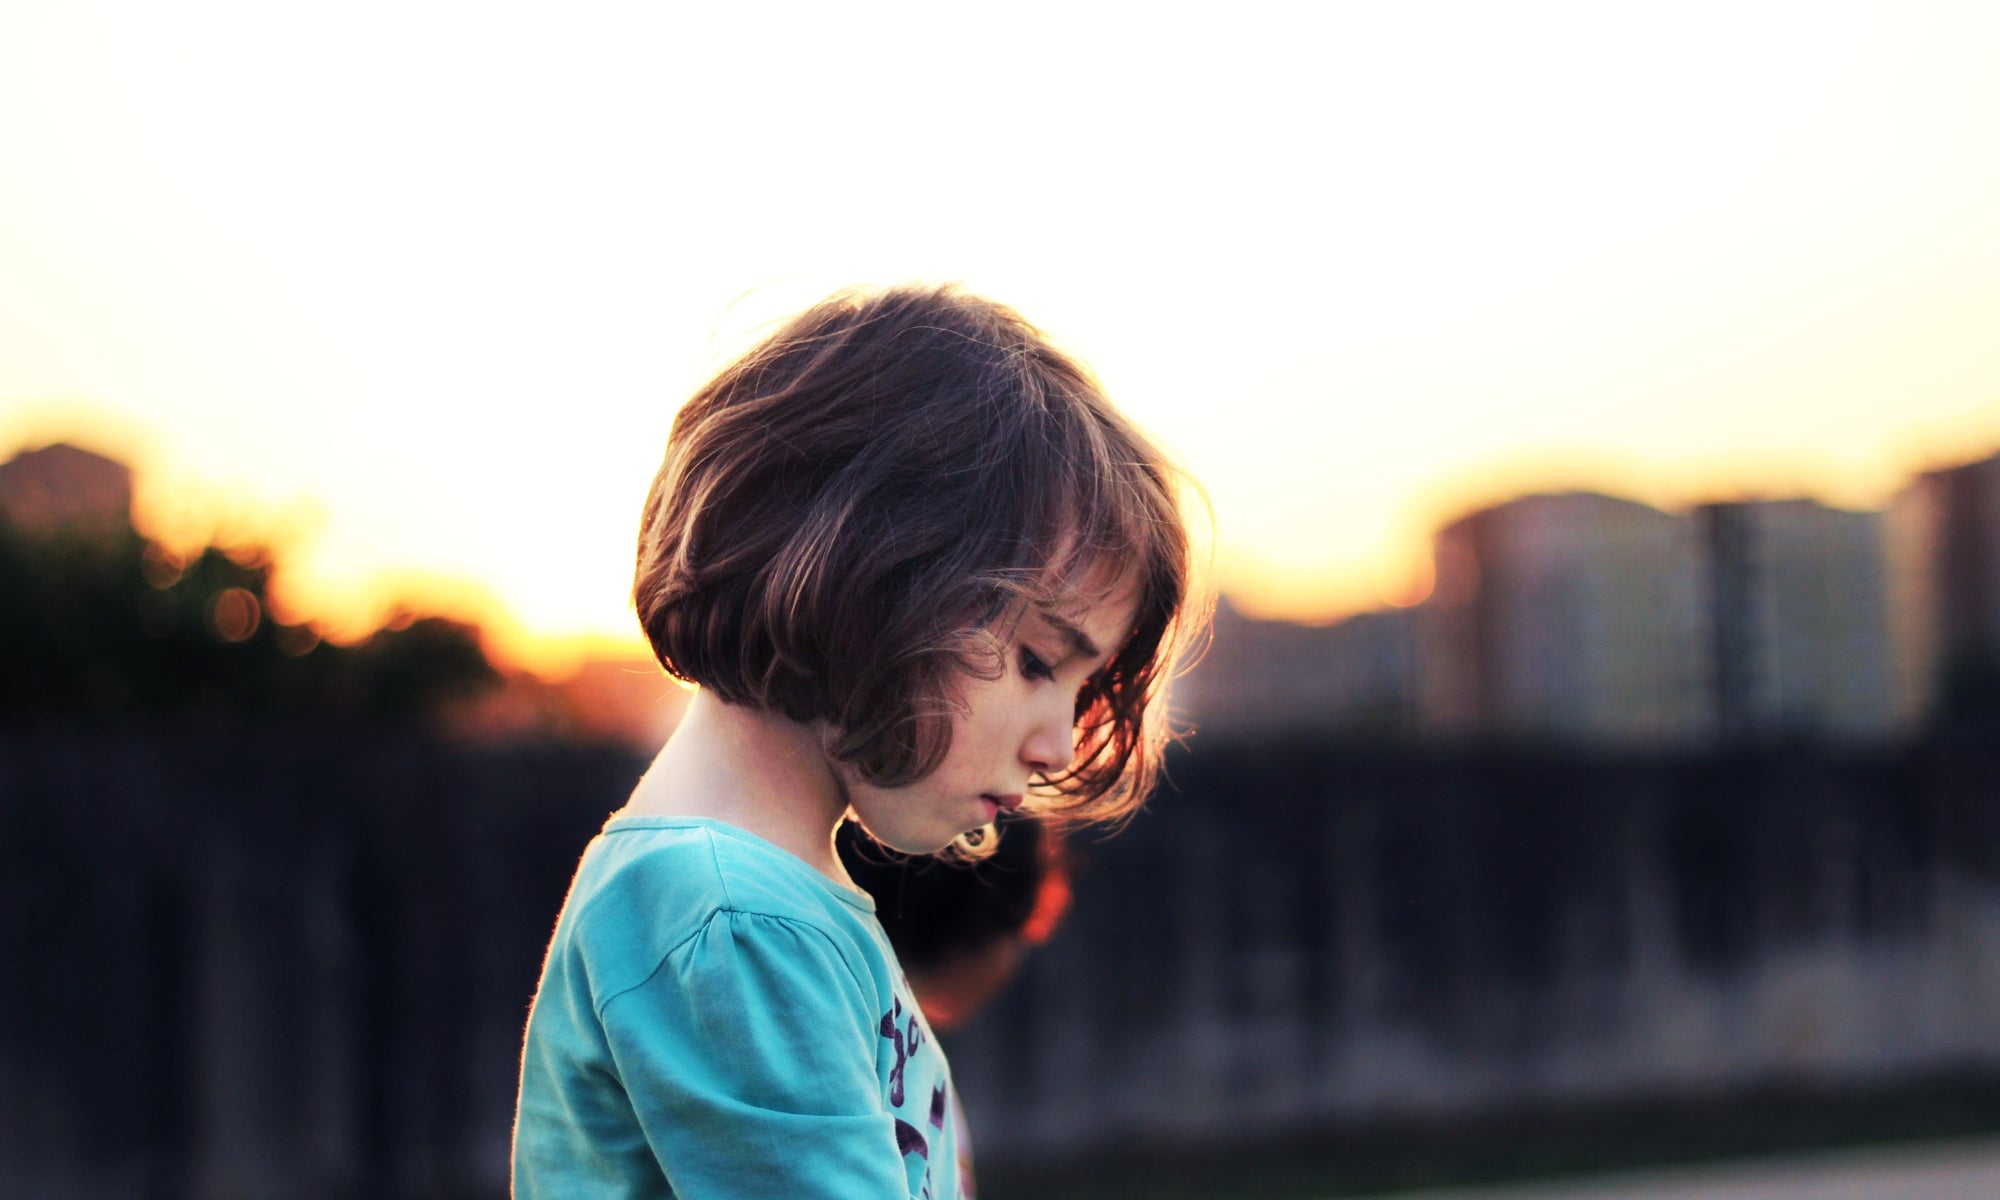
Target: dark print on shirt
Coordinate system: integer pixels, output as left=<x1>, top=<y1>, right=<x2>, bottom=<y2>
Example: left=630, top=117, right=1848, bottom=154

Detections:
left=895, top=1116, right=928, bottom=1159
left=892, top=1084, right=949, bottom=1162
left=881, top=996, right=956, bottom=1194
left=879, top=995, right=924, bottom=1106
left=909, top=1098, right=948, bottom=1200
left=881, top=996, right=931, bottom=1156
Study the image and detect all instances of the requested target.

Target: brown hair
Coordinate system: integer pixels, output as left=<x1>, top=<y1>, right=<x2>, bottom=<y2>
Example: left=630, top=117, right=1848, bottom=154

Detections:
left=634, top=283, right=1200, bottom=830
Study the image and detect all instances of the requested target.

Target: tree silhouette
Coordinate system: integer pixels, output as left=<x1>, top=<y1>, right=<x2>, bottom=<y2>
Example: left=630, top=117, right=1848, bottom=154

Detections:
left=0, top=515, right=498, bottom=726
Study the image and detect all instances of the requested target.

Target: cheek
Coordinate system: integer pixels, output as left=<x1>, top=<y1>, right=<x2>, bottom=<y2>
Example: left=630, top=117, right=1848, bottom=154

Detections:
left=943, top=711, right=999, bottom=764
left=948, top=712, right=1024, bottom=780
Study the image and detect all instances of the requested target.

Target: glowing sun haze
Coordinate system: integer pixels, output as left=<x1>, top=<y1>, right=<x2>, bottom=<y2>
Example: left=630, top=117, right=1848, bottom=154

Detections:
left=5, top=0, right=2000, bottom=676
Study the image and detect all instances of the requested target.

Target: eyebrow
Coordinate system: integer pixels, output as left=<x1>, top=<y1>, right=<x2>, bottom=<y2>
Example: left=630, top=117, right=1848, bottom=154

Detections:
left=1041, top=612, right=1101, bottom=661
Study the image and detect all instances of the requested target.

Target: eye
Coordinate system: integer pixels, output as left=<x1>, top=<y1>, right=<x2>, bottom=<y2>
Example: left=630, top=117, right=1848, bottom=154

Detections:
left=1018, top=646, right=1056, bottom=682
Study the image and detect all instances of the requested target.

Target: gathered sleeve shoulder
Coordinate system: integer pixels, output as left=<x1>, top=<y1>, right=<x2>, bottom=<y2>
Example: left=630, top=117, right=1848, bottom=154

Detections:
left=599, top=908, right=912, bottom=1199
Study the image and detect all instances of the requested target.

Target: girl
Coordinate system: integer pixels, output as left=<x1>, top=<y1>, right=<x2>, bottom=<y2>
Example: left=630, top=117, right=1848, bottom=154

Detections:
left=512, top=283, right=1200, bottom=1199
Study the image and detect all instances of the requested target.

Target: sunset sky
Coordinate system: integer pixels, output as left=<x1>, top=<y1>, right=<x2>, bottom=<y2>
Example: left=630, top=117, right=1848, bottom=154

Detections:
left=5, top=1, right=2000, bottom=676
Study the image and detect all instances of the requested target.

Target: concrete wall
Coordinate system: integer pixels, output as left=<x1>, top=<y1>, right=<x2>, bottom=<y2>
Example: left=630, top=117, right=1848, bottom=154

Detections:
left=3, top=731, right=1995, bottom=1196
left=949, top=738, right=2000, bottom=1163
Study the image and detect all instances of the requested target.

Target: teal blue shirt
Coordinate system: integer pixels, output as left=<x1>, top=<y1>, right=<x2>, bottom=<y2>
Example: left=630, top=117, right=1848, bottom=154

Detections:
left=513, top=817, right=968, bottom=1199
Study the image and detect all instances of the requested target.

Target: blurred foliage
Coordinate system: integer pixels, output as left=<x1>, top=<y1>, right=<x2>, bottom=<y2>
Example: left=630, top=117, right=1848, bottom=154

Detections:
left=0, top=516, right=499, bottom=725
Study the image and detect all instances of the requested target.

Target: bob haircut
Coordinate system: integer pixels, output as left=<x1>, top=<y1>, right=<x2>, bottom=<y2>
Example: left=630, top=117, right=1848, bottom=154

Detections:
left=634, top=283, right=1199, bottom=831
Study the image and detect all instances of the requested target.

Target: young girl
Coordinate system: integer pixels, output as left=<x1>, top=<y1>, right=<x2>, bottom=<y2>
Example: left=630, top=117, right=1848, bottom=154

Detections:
left=512, top=283, right=1199, bottom=1199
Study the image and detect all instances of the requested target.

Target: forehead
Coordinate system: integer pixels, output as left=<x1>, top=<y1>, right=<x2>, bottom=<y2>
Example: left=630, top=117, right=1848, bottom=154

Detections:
left=1026, top=562, right=1141, bottom=656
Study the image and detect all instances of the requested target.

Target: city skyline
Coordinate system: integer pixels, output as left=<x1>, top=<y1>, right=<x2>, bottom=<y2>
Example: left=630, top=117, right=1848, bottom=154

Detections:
left=10, top=435, right=1996, bottom=727
left=1182, top=444, right=2000, bottom=745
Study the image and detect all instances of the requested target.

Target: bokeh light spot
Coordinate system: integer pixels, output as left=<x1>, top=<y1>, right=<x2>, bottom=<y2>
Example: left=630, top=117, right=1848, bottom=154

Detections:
left=275, top=623, right=320, bottom=657
left=208, top=588, right=261, bottom=643
left=140, top=543, right=184, bottom=590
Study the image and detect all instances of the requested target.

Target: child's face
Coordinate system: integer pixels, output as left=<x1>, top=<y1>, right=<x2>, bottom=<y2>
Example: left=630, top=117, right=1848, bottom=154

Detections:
left=841, top=574, right=1138, bottom=855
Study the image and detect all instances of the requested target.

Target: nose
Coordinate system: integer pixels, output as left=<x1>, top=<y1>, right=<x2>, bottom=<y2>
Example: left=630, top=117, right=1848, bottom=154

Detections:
left=1021, top=694, right=1078, bottom=776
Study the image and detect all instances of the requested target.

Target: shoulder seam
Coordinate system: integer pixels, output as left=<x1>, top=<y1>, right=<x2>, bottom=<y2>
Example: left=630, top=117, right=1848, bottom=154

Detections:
left=701, top=826, right=735, bottom=910
left=595, top=908, right=876, bottom=1019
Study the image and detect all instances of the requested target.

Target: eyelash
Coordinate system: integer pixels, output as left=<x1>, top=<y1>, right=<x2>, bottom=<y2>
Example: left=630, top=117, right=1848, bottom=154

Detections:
left=1019, top=647, right=1056, bottom=683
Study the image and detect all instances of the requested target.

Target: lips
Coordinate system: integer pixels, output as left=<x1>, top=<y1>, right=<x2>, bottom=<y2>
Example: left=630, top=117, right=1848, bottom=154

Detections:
left=981, top=793, right=1024, bottom=813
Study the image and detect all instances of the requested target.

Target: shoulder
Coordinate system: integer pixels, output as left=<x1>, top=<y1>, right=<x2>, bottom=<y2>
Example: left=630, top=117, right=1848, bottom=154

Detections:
left=560, top=818, right=885, bottom=1008
left=579, top=816, right=873, bottom=925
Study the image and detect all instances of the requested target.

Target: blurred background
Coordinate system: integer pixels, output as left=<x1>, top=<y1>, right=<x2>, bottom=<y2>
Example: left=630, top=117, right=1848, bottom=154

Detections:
left=5, top=2, right=2000, bottom=1197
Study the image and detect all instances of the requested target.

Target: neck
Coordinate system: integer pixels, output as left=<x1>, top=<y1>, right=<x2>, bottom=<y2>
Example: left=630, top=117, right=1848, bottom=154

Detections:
left=621, top=689, right=856, bottom=888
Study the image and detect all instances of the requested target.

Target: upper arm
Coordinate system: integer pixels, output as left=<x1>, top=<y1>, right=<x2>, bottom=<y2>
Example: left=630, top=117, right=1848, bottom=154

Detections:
left=601, top=910, right=911, bottom=1199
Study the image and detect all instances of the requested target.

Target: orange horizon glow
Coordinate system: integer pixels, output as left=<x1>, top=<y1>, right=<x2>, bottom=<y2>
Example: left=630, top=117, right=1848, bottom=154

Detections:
left=11, top=406, right=2000, bottom=674
left=0, top=406, right=655, bottom=679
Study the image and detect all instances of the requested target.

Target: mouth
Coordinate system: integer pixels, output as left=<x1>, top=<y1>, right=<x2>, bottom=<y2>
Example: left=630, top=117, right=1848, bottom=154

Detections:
left=981, top=793, right=1024, bottom=814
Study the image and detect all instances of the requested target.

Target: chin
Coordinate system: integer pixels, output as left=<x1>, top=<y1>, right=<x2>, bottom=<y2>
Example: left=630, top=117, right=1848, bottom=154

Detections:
left=903, top=831, right=969, bottom=856
left=862, top=824, right=974, bottom=857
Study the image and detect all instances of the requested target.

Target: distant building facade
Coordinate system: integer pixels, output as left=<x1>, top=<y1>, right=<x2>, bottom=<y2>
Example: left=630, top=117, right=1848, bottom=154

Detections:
left=1888, top=450, right=2000, bottom=720
left=1697, top=499, right=1898, bottom=740
left=556, top=656, right=691, bottom=749
left=1164, top=458, right=1994, bottom=747
left=0, top=443, right=134, bottom=536
left=443, top=655, right=690, bottom=748
left=1176, top=599, right=1420, bottom=740
left=1419, top=492, right=1711, bottom=744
